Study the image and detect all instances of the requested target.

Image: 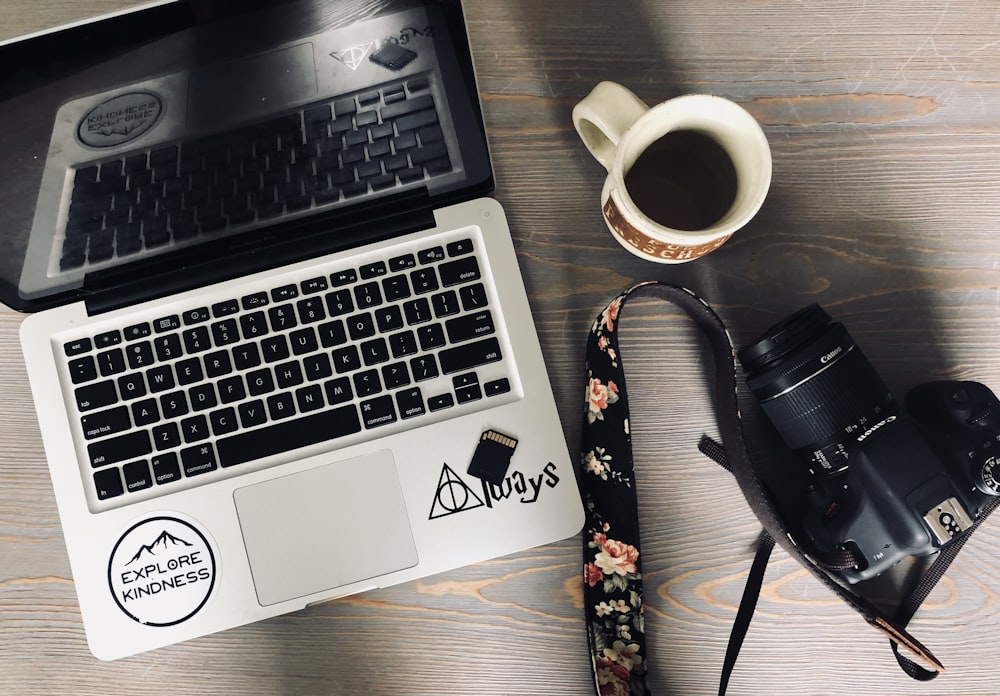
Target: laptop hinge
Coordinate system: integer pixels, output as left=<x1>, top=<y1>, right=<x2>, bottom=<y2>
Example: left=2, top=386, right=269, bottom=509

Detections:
left=83, top=200, right=435, bottom=316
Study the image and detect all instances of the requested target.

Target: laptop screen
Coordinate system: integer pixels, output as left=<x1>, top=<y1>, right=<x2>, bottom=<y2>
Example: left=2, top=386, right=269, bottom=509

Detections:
left=0, top=0, right=492, bottom=312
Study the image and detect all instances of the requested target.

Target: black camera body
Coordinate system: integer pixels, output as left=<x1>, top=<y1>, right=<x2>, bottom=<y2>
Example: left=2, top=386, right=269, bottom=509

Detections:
left=738, top=305, right=1000, bottom=584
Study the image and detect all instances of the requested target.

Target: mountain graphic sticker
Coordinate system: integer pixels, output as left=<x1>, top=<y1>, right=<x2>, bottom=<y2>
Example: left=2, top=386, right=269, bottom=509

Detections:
left=108, top=515, right=217, bottom=627
left=77, top=91, right=163, bottom=148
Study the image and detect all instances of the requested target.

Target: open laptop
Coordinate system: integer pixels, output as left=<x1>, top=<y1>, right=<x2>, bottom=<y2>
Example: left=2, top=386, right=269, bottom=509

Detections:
left=8, top=0, right=583, bottom=660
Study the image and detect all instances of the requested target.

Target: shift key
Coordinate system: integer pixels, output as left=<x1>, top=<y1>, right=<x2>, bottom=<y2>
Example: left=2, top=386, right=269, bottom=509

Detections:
left=88, top=431, right=151, bottom=468
left=438, top=337, right=502, bottom=374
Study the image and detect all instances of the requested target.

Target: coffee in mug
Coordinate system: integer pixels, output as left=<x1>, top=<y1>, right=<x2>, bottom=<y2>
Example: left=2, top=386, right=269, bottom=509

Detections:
left=573, top=82, right=771, bottom=263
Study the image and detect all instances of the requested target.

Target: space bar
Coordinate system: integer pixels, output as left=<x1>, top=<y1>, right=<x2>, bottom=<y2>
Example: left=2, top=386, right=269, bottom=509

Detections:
left=216, top=405, right=362, bottom=468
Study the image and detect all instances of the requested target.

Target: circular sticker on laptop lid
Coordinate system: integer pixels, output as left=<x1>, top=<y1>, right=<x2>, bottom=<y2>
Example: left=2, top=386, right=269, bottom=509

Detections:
left=77, top=91, right=163, bottom=148
left=107, top=514, right=218, bottom=627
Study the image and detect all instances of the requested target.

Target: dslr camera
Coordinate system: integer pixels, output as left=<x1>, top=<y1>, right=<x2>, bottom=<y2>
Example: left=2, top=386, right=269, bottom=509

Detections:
left=738, top=304, right=1000, bottom=583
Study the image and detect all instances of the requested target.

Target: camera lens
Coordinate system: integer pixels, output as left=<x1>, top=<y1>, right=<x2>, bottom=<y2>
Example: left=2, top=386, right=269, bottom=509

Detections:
left=738, top=304, right=897, bottom=475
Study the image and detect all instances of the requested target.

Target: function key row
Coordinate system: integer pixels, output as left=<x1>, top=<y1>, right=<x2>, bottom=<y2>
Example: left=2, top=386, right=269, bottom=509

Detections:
left=63, top=238, right=476, bottom=356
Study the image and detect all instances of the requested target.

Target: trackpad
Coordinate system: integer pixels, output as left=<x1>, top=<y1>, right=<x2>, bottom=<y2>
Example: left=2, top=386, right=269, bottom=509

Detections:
left=233, top=450, right=418, bottom=607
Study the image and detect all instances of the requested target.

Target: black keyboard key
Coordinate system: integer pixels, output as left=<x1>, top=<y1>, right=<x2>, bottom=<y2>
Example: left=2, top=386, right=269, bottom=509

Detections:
left=409, top=354, right=439, bottom=381
left=204, top=350, right=233, bottom=378
left=176, top=358, right=204, bottom=385
left=238, top=400, right=268, bottom=428
left=446, top=239, right=475, bottom=257
left=123, top=460, right=153, bottom=493
left=410, top=268, right=439, bottom=294
left=445, top=310, right=495, bottom=343
left=124, top=323, right=152, bottom=340
left=397, top=110, right=439, bottom=134
left=212, top=318, right=240, bottom=346
left=428, top=393, right=454, bottom=412
left=267, top=392, right=296, bottom=420
left=460, top=283, right=488, bottom=310
left=64, top=338, right=93, bottom=356
left=132, top=398, right=160, bottom=427
left=154, top=334, right=183, bottom=361
left=485, top=378, right=511, bottom=397
left=439, top=256, right=481, bottom=287
left=326, top=289, right=355, bottom=316
left=297, top=297, right=327, bottom=323
left=418, top=246, right=445, bottom=264
left=154, top=315, right=182, bottom=333
left=241, top=311, right=269, bottom=339
left=94, top=467, right=124, bottom=500
left=438, top=337, right=502, bottom=374
left=153, top=422, right=181, bottom=451
left=160, top=391, right=190, bottom=418
left=75, top=380, right=118, bottom=411
left=275, top=361, right=304, bottom=389
left=181, top=414, right=211, bottom=443
left=325, top=377, right=353, bottom=405
left=261, top=335, right=290, bottom=363
left=152, top=452, right=181, bottom=485
left=360, top=395, right=396, bottom=429
left=218, top=376, right=247, bottom=404
left=95, top=330, right=122, bottom=348
left=189, top=384, right=218, bottom=411
left=241, top=292, right=269, bottom=309
left=396, top=387, right=425, bottom=419
left=217, top=404, right=361, bottom=467
left=233, top=343, right=262, bottom=370
left=296, top=385, right=325, bottom=413
left=181, top=443, right=218, bottom=477
left=212, top=299, right=240, bottom=317
left=183, top=326, right=212, bottom=353
left=403, top=297, right=432, bottom=324
left=382, top=362, right=410, bottom=389
left=247, top=368, right=276, bottom=396
left=304, top=353, right=333, bottom=381
left=183, top=307, right=211, bottom=325
left=117, top=373, right=147, bottom=400
left=354, top=281, right=383, bottom=309
left=69, top=356, right=99, bottom=384
left=124, top=342, right=154, bottom=370
left=88, top=430, right=152, bottom=467
left=97, top=349, right=127, bottom=377
left=147, top=365, right=175, bottom=393
left=332, top=345, right=361, bottom=374
left=81, top=405, right=131, bottom=440
left=417, top=323, right=446, bottom=351
left=381, top=93, right=434, bottom=120
left=347, top=313, right=376, bottom=340
left=432, top=290, right=460, bottom=318
left=210, top=408, right=239, bottom=436
left=290, top=327, right=319, bottom=355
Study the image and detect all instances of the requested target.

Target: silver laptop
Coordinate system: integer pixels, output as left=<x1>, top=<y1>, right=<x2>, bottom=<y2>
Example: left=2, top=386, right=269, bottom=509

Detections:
left=8, top=0, right=582, bottom=660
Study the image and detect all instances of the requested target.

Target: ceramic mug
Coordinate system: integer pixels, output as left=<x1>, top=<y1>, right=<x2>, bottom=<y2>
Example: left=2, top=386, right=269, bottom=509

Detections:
left=572, top=81, right=771, bottom=263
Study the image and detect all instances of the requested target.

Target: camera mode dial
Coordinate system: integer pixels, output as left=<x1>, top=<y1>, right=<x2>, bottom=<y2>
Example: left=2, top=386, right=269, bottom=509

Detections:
left=979, top=456, right=1000, bottom=495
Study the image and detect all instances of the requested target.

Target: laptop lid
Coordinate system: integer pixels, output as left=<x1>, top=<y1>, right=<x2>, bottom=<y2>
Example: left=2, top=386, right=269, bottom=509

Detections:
left=0, top=0, right=493, bottom=314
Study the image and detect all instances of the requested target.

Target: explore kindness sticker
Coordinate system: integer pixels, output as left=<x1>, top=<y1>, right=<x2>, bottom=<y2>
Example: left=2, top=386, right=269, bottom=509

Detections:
left=107, top=515, right=218, bottom=627
left=77, top=91, right=163, bottom=148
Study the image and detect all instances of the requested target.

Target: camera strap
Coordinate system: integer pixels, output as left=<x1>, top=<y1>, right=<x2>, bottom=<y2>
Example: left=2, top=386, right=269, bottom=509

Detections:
left=580, top=281, right=965, bottom=696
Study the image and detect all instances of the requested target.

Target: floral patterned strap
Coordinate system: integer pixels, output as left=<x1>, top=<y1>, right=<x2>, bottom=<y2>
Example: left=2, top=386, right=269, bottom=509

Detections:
left=580, top=282, right=944, bottom=696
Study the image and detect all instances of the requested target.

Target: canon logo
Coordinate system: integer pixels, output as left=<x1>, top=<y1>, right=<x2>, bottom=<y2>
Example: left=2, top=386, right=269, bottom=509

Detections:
left=820, top=346, right=844, bottom=364
left=856, top=415, right=897, bottom=443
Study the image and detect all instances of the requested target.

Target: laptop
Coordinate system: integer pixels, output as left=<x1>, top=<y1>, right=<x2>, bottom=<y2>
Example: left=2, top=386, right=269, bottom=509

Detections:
left=8, top=0, right=583, bottom=660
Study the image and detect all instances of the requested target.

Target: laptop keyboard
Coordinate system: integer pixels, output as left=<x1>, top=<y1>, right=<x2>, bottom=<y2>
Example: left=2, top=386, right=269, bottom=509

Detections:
left=60, top=230, right=516, bottom=508
left=60, top=75, right=450, bottom=272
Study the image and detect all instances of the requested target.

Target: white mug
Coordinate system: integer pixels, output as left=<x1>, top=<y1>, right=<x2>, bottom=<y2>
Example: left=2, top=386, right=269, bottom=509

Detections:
left=573, top=81, right=771, bottom=263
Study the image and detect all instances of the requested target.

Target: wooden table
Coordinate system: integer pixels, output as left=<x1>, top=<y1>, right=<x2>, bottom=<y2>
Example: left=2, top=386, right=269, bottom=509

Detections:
left=3, top=1, right=1000, bottom=694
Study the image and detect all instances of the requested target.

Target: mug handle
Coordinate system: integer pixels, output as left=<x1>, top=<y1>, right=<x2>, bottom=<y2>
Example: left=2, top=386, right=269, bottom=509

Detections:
left=572, top=81, right=650, bottom=171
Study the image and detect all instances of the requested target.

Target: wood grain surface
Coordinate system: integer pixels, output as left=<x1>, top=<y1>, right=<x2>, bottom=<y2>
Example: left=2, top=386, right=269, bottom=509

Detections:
left=3, top=1, right=1000, bottom=694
